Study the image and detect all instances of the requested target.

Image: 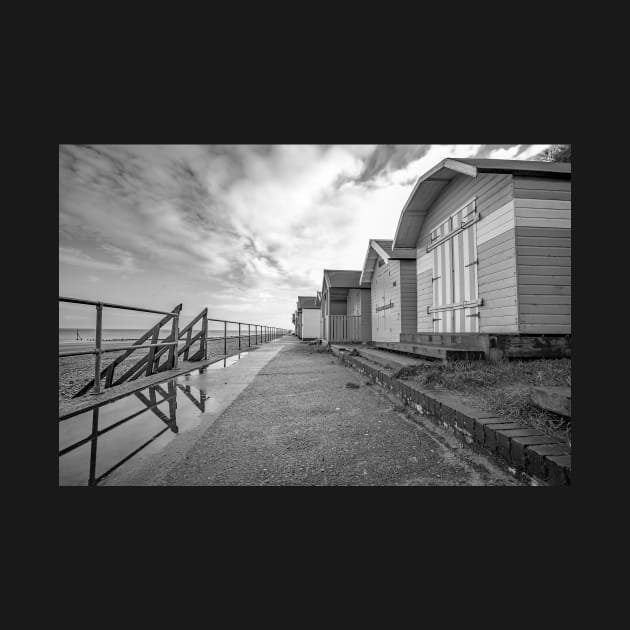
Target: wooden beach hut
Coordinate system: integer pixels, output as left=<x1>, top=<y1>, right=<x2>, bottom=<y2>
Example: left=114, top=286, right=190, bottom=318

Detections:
left=295, top=295, right=321, bottom=340
left=387, top=158, right=571, bottom=360
left=320, top=270, right=371, bottom=343
left=359, top=239, right=417, bottom=343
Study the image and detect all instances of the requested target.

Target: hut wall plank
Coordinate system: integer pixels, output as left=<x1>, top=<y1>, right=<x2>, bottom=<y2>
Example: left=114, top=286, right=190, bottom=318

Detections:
left=519, top=324, right=571, bottom=333
left=513, top=176, right=572, bottom=201
left=515, top=217, right=571, bottom=229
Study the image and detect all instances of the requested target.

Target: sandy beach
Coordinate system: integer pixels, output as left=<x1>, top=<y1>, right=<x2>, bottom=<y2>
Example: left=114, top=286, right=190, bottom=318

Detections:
left=58, top=335, right=258, bottom=401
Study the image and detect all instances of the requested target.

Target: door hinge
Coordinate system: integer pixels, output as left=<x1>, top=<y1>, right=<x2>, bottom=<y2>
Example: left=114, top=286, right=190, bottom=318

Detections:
left=466, top=312, right=480, bottom=318
left=464, top=259, right=479, bottom=268
left=431, top=275, right=441, bottom=282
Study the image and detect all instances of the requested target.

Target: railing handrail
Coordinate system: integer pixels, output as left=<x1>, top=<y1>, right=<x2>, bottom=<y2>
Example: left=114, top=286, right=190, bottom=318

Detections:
left=59, top=296, right=175, bottom=316
left=60, top=297, right=287, bottom=330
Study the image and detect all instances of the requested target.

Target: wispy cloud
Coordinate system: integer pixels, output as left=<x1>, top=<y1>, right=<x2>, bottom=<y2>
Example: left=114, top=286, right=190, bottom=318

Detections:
left=59, top=246, right=137, bottom=273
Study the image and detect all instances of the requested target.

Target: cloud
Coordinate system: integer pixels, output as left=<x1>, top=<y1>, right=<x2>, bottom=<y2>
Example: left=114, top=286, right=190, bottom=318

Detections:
left=59, top=246, right=137, bottom=273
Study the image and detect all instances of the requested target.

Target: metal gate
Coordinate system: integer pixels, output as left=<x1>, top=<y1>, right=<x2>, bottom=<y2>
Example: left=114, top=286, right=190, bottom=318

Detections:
left=427, top=198, right=482, bottom=333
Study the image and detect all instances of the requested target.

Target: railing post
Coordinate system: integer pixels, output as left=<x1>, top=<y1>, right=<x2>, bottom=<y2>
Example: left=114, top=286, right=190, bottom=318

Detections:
left=184, top=326, right=192, bottom=361
left=239, top=322, right=241, bottom=351
left=224, top=321, right=227, bottom=356
left=202, top=310, right=208, bottom=360
left=172, top=313, right=179, bottom=370
left=146, top=323, right=160, bottom=376
left=248, top=324, right=251, bottom=347
left=93, top=302, right=103, bottom=394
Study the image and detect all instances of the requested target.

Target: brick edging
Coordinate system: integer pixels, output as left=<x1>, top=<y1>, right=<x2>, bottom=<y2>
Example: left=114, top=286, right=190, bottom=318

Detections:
left=333, top=349, right=571, bottom=486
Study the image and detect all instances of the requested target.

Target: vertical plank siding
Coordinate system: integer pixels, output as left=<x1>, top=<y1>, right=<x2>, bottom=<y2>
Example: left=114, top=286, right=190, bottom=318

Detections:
left=399, top=260, right=418, bottom=335
left=416, top=269, right=433, bottom=332
left=360, top=289, right=372, bottom=342
left=327, top=315, right=362, bottom=342
left=371, top=260, right=402, bottom=342
left=514, top=177, right=571, bottom=334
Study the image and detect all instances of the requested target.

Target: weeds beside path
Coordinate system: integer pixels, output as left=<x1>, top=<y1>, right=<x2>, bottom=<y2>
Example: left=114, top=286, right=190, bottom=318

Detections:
left=400, top=358, right=571, bottom=444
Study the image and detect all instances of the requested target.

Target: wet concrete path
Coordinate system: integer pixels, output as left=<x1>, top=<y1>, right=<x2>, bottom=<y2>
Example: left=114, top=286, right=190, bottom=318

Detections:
left=102, top=336, right=521, bottom=486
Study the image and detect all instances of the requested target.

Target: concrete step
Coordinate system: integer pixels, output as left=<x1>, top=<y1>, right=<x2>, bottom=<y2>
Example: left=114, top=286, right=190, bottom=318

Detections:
left=330, top=344, right=430, bottom=371
left=357, top=347, right=430, bottom=370
left=374, top=341, right=485, bottom=361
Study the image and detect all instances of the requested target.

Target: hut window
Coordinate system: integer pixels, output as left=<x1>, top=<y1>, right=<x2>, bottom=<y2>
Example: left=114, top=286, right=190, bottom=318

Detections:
left=393, top=281, right=397, bottom=287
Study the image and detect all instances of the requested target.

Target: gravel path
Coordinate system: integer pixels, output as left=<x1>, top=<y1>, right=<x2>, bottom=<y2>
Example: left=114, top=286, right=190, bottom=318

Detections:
left=162, top=338, right=522, bottom=486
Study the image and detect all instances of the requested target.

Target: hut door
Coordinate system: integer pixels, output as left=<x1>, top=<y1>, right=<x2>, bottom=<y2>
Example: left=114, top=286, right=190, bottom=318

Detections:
left=430, top=200, right=480, bottom=333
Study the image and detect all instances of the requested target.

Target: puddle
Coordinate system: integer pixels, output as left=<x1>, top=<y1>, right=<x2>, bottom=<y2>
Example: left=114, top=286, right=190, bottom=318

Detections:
left=206, top=352, right=248, bottom=370
left=59, top=352, right=249, bottom=486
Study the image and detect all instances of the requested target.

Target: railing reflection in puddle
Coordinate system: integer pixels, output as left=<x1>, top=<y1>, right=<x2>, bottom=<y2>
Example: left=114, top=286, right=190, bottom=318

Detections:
left=59, top=377, right=209, bottom=486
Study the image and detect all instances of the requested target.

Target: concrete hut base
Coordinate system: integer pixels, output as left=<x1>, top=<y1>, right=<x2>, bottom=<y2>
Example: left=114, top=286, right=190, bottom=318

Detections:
left=370, top=332, right=571, bottom=362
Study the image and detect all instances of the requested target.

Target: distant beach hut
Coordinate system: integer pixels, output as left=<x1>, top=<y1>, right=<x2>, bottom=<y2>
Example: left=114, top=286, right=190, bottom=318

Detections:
left=295, top=295, right=321, bottom=340
left=319, top=270, right=371, bottom=343
left=359, top=239, right=417, bottom=343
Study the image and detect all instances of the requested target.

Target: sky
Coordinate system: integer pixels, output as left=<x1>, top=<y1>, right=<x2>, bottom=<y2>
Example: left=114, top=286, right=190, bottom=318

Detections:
left=59, top=144, right=551, bottom=330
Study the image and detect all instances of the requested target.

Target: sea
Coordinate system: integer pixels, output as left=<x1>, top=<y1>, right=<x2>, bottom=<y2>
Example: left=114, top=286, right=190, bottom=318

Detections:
left=59, top=327, right=248, bottom=346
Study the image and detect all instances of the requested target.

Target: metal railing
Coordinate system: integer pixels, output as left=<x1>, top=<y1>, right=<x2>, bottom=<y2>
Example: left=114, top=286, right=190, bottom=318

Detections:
left=59, top=297, right=290, bottom=396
